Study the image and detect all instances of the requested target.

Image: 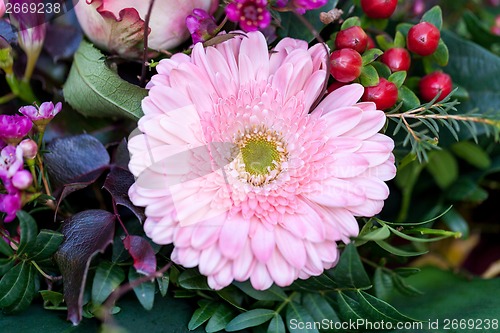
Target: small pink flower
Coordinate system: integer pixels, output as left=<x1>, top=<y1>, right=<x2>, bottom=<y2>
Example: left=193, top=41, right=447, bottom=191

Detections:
left=0, top=193, right=22, bottom=223
left=226, top=0, right=272, bottom=32
left=0, top=115, right=32, bottom=144
left=128, top=32, right=396, bottom=290
left=74, top=0, right=219, bottom=58
left=0, top=1, right=5, bottom=17
left=0, top=145, right=24, bottom=184
left=19, top=102, right=62, bottom=129
left=186, top=8, right=218, bottom=44
left=293, top=0, right=328, bottom=10
left=18, top=139, right=38, bottom=160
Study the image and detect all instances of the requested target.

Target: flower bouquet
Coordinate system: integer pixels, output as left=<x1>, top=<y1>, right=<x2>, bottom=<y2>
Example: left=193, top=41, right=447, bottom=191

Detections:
left=1, top=0, right=500, bottom=332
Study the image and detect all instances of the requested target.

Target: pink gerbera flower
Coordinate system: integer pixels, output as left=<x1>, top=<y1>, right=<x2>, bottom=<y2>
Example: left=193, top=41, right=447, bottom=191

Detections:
left=128, top=31, right=396, bottom=290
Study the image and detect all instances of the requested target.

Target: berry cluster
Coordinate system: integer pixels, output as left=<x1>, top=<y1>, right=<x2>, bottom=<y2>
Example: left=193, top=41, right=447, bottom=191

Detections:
left=328, top=1, right=453, bottom=110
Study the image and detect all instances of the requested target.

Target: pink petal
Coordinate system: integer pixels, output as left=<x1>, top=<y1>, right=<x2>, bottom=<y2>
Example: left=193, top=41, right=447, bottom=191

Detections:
left=199, top=244, right=226, bottom=276
left=250, top=263, right=274, bottom=290
left=219, top=215, right=250, bottom=259
left=315, top=84, right=364, bottom=114
left=308, top=178, right=366, bottom=208
left=321, top=106, right=363, bottom=137
left=251, top=222, right=275, bottom=263
left=343, top=111, right=386, bottom=140
left=232, top=241, right=255, bottom=281
left=275, top=228, right=307, bottom=269
left=267, top=249, right=297, bottom=287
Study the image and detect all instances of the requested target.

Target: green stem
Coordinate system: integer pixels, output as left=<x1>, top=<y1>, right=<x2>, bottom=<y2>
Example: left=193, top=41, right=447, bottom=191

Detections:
left=275, top=292, right=296, bottom=313
left=0, top=92, right=15, bottom=104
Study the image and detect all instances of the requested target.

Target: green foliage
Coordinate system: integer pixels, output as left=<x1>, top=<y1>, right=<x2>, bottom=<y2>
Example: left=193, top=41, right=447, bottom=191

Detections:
left=63, top=40, right=147, bottom=120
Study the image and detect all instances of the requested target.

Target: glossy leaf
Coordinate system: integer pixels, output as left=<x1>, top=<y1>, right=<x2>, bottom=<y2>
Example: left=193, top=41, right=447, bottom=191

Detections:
left=17, top=211, right=38, bottom=257
left=63, top=40, right=147, bottom=120
left=373, top=268, right=393, bottom=300
left=123, top=235, right=156, bottom=275
left=0, top=258, right=14, bottom=276
left=205, top=303, right=236, bottom=333
left=157, top=275, right=169, bottom=297
left=267, top=314, right=286, bottom=333
left=0, top=237, right=14, bottom=257
left=451, top=141, right=491, bottom=169
left=286, top=302, right=319, bottom=333
left=92, top=261, right=125, bottom=305
left=104, top=167, right=145, bottom=223
left=430, top=39, right=449, bottom=67
left=361, top=48, right=383, bottom=66
left=54, top=210, right=116, bottom=325
left=359, top=65, right=379, bottom=87
left=397, top=85, right=421, bottom=111
left=421, top=5, right=443, bottom=30
left=356, top=291, right=416, bottom=323
left=129, top=267, right=155, bottom=311
left=188, top=300, right=219, bottom=330
left=0, top=261, right=37, bottom=312
left=233, top=281, right=287, bottom=301
left=178, top=269, right=211, bottom=290
left=388, top=71, right=407, bottom=89
left=226, top=309, right=276, bottom=332
left=329, top=243, right=371, bottom=289
left=358, top=224, right=391, bottom=241
left=44, top=134, right=110, bottom=192
left=28, top=230, right=64, bottom=261
left=426, top=150, right=458, bottom=189
left=302, top=293, right=340, bottom=323
left=375, top=240, right=428, bottom=257
left=340, top=16, right=361, bottom=30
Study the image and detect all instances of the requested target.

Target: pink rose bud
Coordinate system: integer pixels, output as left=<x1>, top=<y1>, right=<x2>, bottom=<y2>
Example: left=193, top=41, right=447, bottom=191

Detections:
left=12, top=169, right=33, bottom=190
left=73, top=0, right=219, bottom=58
left=19, top=138, right=38, bottom=159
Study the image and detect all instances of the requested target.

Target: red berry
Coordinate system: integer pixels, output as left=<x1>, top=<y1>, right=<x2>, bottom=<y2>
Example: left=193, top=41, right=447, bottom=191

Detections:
left=327, top=81, right=347, bottom=93
left=366, top=35, right=376, bottom=49
left=360, top=0, right=398, bottom=19
left=335, top=26, right=368, bottom=53
left=380, top=48, right=411, bottom=72
left=361, top=78, right=398, bottom=110
left=407, top=22, right=440, bottom=56
left=329, top=49, right=363, bottom=83
left=419, top=72, right=452, bottom=102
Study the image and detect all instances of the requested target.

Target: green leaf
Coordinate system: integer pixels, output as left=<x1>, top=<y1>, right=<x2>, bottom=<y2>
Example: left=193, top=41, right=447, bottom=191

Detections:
left=329, top=243, right=371, bottom=289
left=451, top=141, right=491, bottom=169
left=397, top=85, right=421, bottom=111
left=341, top=16, right=361, bottom=30
left=216, top=286, right=245, bottom=310
left=393, top=31, right=405, bottom=48
left=357, top=224, right=391, bottom=241
left=302, top=293, right=340, bottom=323
left=277, top=0, right=338, bottom=42
left=462, top=10, right=500, bottom=49
left=442, top=31, right=500, bottom=137
left=28, top=230, right=64, bottom=261
left=430, top=39, right=449, bottom=66
left=396, top=23, right=412, bottom=38
left=188, top=300, right=219, bottom=330
left=91, top=261, right=125, bottom=305
left=17, top=211, right=38, bottom=256
left=388, top=267, right=500, bottom=321
left=388, top=71, right=407, bottom=88
left=356, top=291, right=417, bottom=323
left=375, top=240, right=428, bottom=257
left=375, top=34, right=392, bottom=51
left=359, top=65, right=379, bottom=87
left=178, top=268, right=211, bottom=290
left=205, top=304, right=236, bottom=333
left=157, top=275, right=169, bottom=297
left=371, top=61, right=391, bottom=79
left=0, top=258, right=14, bottom=276
left=0, top=236, right=14, bottom=257
left=129, top=267, right=155, bottom=311
left=40, top=290, right=64, bottom=308
left=446, top=178, right=488, bottom=203
left=286, top=302, right=319, bottom=333
left=361, top=48, right=383, bottom=66
left=233, top=281, right=287, bottom=301
left=63, top=40, right=147, bottom=120
left=334, top=291, right=364, bottom=322
left=373, top=268, right=393, bottom=300
left=267, top=314, right=286, bottom=333
left=421, top=5, right=443, bottom=30
left=0, top=261, right=37, bottom=312
left=426, top=150, right=459, bottom=189
left=440, top=208, right=469, bottom=239
left=226, top=309, right=276, bottom=332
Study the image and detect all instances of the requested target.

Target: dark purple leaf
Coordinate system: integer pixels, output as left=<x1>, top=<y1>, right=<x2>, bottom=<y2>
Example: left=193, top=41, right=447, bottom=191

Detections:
left=44, top=24, right=82, bottom=62
left=103, top=166, right=145, bottom=222
left=55, top=168, right=108, bottom=210
left=44, top=134, right=110, bottom=193
left=123, top=235, right=156, bottom=275
left=54, top=210, right=116, bottom=325
left=113, top=138, right=130, bottom=169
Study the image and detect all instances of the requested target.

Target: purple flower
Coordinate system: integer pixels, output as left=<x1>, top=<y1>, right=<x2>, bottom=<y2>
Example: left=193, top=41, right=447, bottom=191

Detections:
left=226, top=0, right=272, bottom=32
left=0, top=115, right=32, bottom=144
left=0, top=193, right=22, bottom=223
left=186, top=8, right=218, bottom=44
left=0, top=145, right=24, bottom=181
left=19, top=101, right=62, bottom=125
left=293, top=0, right=328, bottom=10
